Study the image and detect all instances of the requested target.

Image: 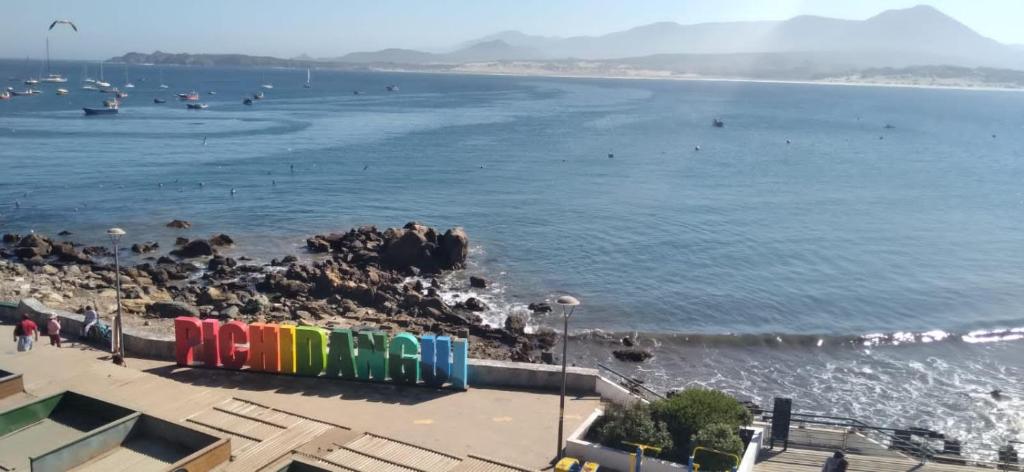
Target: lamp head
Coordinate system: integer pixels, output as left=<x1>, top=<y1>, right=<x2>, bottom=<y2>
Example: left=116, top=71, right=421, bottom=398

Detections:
left=107, top=227, right=126, bottom=242
left=555, top=295, right=580, bottom=307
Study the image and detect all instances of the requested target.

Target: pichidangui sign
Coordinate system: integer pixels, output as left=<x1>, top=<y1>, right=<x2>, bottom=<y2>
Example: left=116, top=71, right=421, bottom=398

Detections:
left=174, top=317, right=468, bottom=390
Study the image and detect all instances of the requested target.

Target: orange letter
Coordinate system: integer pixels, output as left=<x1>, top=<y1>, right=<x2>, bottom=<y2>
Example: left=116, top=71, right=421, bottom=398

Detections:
left=248, top=323, right=281, bottom=373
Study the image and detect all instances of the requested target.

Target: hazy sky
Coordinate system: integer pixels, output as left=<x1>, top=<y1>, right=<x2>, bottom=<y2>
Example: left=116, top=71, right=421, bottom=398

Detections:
left=3, top=1, right=1023, bottom=60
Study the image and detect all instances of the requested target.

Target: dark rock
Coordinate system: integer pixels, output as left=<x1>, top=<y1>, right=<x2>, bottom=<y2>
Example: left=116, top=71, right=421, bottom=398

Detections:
left=462, top=297, right=488, bottom=312
left=612, top=349, right=653, bottom=363
left=221, top=305, right=240, bottom=318
left=535, top=327, right=559, bottom=351
left=621, top=337, right=635, bottom=347
left=528, top=302, right=552, bottom=313
left=504, top=313, right=527, bottom=334
left=2, top=233, right=20, bottom=244
left=16, top=246, right=48, bottom=260
left=207, top=256, right=237, bottom=272
left=82, top=246, right=111, bottom=257
left=281, top=255, right=298, bottom=264
left=469, top=276, right=488, bottom=288
left=306, top=237, right=330, bottom=253
left=147, top=301, right=199, bottom=318
left=209, top=233, right=234, bottom=247
left=171, top=239, right=215, bottom=258
left=541, top=351, right=555, bottom=364
left=156, top=256, right=176, bottom=265
left=51, top=242, right=91, bottom=264
left=174, top=237, right=189, bottom=246
left=58, top=230, right=72, bottom=236
left=381, top=228, right=430, bottom=271
left=131, top=242, right=159, bottom=254
left=167, top=219, right=192, bottom=229
left=16, top=234, right=51, bottom=257
left=439, top=227, right=469, bottom=269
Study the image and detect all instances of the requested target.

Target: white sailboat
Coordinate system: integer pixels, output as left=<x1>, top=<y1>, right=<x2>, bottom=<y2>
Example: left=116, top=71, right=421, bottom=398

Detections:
left=260, top=72, right=273, bottom=89
left=95, top=61, right=111, bottom=88
left=40, top=38, right=67, bottom=83
left=303, top=68, right=311, bottom=88
left=158, top=70, right=168, bottom=89
left=123, top=64, right=134, bottom=88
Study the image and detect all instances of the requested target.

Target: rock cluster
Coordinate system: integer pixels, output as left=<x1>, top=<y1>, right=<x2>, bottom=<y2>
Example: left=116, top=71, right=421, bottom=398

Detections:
left=0, top=222, right=554, bottom=362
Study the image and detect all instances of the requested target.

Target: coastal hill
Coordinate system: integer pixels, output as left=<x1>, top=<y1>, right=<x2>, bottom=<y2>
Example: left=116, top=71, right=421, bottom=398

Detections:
left=110, top=5, right=1024, bottom=87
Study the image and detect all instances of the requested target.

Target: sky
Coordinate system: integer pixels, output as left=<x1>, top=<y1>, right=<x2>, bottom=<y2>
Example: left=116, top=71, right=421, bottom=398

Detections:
left=3, top=1, right=1024, bottom=60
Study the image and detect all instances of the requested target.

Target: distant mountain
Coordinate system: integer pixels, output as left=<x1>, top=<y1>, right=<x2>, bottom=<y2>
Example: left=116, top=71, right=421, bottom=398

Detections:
left=112, top=51, right=310, bottom=67
left=335, top=48, right=438, bottom=64
left=332, top=40, right=544, bottom=64
left=461, top=5, right=1023, bottom=69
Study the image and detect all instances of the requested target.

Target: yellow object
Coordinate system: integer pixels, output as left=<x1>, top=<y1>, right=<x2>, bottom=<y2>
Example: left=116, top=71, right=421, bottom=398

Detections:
left=555, top=457, right=580, bottom=472
left=582, top=462, right=600, bottom=472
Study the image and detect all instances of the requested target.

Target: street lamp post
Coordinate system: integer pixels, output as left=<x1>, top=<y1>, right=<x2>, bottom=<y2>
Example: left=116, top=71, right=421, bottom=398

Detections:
left=555, top=295, right=580, bottom=460
left=107, top=228, right=126, bottom=361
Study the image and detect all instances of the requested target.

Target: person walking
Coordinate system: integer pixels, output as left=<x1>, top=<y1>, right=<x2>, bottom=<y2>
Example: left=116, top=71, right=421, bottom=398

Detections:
left=47, top=314, right=61, bottom=348
left=822, top=451, right=849, bottom=472
left=13, top=314, right=39, bottom=352
left=81, top=305, right=99, bottom=339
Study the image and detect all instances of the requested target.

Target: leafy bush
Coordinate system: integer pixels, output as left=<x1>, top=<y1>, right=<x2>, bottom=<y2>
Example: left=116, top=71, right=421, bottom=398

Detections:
left=650, top=389, right=752, bottom=461
left=691, top=423, right=745, bottom=471
left=587, top=402, right=673, bottom=455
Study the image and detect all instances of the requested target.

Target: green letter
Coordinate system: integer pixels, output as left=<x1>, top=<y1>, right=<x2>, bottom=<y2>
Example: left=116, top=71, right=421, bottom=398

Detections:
left=295, top=326, right=327, bottom=376
left=388, top=332, right=420, bottom=384
left=326, top=328, right=357, bottom=379
left=356, top=331, right=389, bottom=381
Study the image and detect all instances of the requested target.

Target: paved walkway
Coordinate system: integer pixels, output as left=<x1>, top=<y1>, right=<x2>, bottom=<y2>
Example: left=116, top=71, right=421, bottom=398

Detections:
left=756, top=448, right=992, bottom=472
left=0, top=326, right=600, bottom=470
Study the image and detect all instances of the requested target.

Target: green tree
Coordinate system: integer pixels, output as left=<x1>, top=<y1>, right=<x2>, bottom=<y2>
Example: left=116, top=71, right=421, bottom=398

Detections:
left=691, top=423, right=745, bottom=471
left=650, top=389, right=752, bottom=461
left=588, top=402, right=673, bottom=455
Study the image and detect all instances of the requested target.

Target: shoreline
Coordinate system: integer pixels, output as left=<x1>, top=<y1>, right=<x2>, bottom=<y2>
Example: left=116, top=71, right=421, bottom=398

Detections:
left=368, top=65, right=1024, bottom=93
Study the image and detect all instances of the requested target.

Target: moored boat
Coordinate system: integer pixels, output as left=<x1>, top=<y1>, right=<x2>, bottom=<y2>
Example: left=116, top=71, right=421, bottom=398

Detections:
left=41, top=74, right=67, bottom=83
left=24, top=78, right=39, bottom=86
left=386, top=84, right=399, bottom=92
left=153, top=98, right=166, bottom=104
left=10, top=89, right=41, bottom=96
left=177, top=91, right=199, bottom=101
left=186, top=103, right=208, bottom=110
left=243, top=98, right=253, bottom=105
left=0, top=91, right=10, bottom=100
left=83, top=98, right=119, bottom=115
left=253, top=91, right=264, bottom=100
left=712, top=118, right=725, bottom=128
left=56, top=88, right=69, bottom=96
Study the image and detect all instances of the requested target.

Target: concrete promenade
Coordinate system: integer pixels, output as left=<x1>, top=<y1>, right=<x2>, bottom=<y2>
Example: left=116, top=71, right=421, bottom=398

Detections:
left=0, top=325, right=601, bottom=470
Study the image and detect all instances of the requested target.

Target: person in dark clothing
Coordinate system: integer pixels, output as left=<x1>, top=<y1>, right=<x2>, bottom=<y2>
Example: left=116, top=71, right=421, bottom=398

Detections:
left=822, top=451, right=849, bottom=472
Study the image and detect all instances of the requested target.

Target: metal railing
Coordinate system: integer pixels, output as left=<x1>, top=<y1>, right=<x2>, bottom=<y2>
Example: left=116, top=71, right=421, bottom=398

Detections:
left=596, top=363, right=665, bottom=402
left=761, top=409, right=1022, bottom=470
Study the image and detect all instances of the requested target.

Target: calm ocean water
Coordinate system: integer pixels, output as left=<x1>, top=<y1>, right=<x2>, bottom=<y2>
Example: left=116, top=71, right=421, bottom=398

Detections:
left=1, top=60, right=1022, bottom=449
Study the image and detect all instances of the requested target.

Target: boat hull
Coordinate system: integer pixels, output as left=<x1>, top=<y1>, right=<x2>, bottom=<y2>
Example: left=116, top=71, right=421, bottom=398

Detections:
left=83, top=108, right=118, bottom=116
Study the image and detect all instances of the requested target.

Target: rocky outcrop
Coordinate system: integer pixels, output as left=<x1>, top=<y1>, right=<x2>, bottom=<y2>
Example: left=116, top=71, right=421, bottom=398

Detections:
left=166, top=219, right=192, bottom=229
left=131, top=242, right=159, bottom=254
left=469, top=276, right=488, bottom=288
left=613, top=349, right=653, bottom=362
left=171, top=239, right=215, bottom=258
left=147, top=301, right=199, bottom=318
left=528, top=302, right=552, bottom=313
left=209, top=234, right=234, bottom=247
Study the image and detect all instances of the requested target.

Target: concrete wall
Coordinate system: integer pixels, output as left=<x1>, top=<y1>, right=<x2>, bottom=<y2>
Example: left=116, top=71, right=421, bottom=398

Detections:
left=31, top=413, right=140, bottom=472
left=595, top=376, right=646, bottom=406
left=0, top=372, right=24, bottom=400
left=467, top=358, right=598, bottom=394
left=3, top=298, right=614, bottom=395
left=6, top=298, right=175, bottom=359
left=737, top=427, right=763, bottom=472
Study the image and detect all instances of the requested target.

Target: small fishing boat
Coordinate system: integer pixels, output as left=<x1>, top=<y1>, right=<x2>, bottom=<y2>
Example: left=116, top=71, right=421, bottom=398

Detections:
left=243, top=98, right=253, bottom=105
left=208, top=91, right=216, bottom=95
left=24, top=78, right=39, bottom=86
left=253, top=91, right=264, bottom=100
left=0, top=91, right=11, bottom=100
left=186, top=103, right=208, bottom=110
left=883, top=123, right=895, bottom=129
left=96, top=81, right=111, bottom=87
left=159, top=83, right=169, bottom=89
left=353, top=90, right=363, bottom=95
left=81, top=85, right=98, bottom=91
left=56, top=88, right=69, bottom=96
left=10, top=89, right=40, bottom=96
left=385, top=84, right=399, bottom=92
left=124, top=82, right=135, bottom=88
left=115, top=91, right=128, bottom=99
left=712, top=118, right=725, bottom=128
left=153, top=98, right=166, bottom=104
left=83, top=98, right=119, bottom=115
left=261, top=83, right=273, bottom=89
left=177, top=91, right=199, bottom=101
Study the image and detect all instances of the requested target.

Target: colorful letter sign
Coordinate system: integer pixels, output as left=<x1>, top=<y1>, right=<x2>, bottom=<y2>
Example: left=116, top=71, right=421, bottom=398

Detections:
left=174, top=317, right=469, bottom=390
